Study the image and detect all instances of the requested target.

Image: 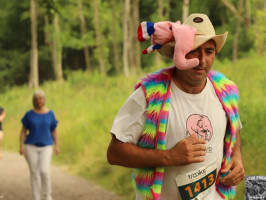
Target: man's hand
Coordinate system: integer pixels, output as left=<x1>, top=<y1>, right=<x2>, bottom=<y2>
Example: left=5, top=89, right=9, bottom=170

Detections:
left=167, top=134, right=206, bottom=165
left=220, top=155, right=245, bottom=186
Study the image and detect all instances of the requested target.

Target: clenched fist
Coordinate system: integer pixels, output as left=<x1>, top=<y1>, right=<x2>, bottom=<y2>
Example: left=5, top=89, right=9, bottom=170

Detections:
left=166, top=133, right=206, bottom=166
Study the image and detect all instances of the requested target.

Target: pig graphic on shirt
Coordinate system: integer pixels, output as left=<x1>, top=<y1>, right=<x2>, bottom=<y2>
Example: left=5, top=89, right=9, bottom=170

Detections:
left=186, top=114, right=213, bottom=141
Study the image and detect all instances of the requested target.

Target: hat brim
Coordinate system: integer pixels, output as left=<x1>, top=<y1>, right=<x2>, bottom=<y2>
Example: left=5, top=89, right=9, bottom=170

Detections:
left=158, top=32, right=228, bottom=58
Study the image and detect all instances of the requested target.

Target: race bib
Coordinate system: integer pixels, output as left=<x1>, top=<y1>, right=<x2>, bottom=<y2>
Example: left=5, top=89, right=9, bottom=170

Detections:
left=175, top=162, right=217, bottom=200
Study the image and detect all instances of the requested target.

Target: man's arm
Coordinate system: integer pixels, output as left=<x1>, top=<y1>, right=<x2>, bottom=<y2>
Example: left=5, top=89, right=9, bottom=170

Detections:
left=107, top=134, right=206, bottom=168
left=221, top=129, right=245, bottom=186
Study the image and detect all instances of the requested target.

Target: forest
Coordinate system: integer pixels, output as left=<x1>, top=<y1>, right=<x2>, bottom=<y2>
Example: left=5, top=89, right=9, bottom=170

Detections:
left=0, top=0, right=265, bottom=91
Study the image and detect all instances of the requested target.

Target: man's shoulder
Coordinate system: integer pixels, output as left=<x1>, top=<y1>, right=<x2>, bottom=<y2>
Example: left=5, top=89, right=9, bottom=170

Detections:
left=208, top=70, right=239, bottom=99
left=208, top=70, right=237, bottom=86
left=135, top=67, right=174, bottom=88
left=209, top=70, right=227, bottom=80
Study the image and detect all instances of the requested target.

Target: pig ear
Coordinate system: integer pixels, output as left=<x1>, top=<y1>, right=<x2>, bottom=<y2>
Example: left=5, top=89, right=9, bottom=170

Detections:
left=137, top=21, right=155, bottom=42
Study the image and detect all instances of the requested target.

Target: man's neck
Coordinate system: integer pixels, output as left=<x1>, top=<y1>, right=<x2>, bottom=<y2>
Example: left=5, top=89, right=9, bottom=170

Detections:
left=173, top=72, right=207, bottom=94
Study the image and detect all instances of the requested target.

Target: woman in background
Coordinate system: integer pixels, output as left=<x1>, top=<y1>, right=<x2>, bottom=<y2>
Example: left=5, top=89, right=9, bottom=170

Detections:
left=19, top=90, right=59, bottom=200
left=0, top=106, right=6, bottom=159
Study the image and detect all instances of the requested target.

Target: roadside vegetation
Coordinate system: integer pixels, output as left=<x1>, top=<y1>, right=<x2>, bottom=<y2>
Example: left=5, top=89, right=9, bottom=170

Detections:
left=1, top=54, right=265, bottom=200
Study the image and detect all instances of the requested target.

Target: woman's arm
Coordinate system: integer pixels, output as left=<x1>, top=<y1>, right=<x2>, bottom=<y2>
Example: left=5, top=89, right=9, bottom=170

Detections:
left=52, top=128, right=59, bottom=155
left=19, top=126, right=27, bottom=155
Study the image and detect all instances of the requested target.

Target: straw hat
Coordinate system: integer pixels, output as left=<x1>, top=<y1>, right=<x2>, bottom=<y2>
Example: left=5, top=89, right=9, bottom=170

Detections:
left=158, top=13, right=228, bottom=58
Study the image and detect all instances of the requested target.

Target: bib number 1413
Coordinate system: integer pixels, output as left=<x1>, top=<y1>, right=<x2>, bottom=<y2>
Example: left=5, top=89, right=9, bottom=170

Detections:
left=178, top=169, right=216, bottom=200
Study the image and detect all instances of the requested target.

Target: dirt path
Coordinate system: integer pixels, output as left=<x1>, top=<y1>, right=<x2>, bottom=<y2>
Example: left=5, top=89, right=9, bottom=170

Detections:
left=0, top=151, right=121, bottom=200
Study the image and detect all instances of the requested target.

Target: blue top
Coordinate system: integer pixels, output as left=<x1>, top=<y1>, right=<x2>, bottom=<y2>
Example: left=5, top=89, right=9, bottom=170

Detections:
left=22, top=110, right=58, bottom=146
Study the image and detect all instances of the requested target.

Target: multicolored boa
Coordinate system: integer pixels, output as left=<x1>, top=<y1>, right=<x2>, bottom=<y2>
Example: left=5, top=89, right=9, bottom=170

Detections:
left=133, top=67, right=240, bottom=200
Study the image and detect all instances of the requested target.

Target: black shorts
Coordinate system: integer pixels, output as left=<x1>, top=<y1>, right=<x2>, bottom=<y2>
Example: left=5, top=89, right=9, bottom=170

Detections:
left=0, top=122, right=2, bottom=131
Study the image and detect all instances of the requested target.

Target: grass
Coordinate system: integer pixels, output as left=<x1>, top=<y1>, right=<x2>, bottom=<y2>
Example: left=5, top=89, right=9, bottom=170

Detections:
left=1, top=54, right=265, bottom=200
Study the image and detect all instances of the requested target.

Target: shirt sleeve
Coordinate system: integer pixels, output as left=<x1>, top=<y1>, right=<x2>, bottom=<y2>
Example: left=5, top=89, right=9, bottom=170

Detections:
left=110, top=87, right=147, bottom=144
left=50, top=111, right=58, bottom=131
left=21, top=112, right=29, bottom=129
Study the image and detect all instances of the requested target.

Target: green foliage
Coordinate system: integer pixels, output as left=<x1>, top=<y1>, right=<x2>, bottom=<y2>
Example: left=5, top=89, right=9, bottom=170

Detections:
left=0, top=50, right=29, bottom=92
left=253, top=8, right=266, bottom=54
left=1, top=54, right=265, bottom=200
left=0, top=0, right=265, bottom=87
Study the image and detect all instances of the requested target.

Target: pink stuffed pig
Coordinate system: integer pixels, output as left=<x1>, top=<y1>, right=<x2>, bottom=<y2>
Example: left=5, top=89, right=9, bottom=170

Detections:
left=137, top=20, right=199, bottom=70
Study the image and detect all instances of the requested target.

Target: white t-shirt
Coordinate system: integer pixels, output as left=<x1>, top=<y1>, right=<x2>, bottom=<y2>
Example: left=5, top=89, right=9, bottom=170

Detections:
left=111, top=78, right=231, bottom=200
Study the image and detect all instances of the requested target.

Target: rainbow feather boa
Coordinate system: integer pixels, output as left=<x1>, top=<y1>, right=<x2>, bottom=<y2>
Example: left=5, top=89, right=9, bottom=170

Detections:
left=133, top=67, right=240, bottom=200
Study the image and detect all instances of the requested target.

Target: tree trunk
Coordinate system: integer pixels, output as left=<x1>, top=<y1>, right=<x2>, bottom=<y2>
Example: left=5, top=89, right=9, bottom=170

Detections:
left=264, top=0, right=266, bottom=55
left=44, top=14, right=63, bottom=81
left=133, top=0, right=141, bottom=70
left=182, top=0, right=190, bottom=22
left=164, top=0, right=170, bottom=19
left=44, top=15, right=50, bottom=46
left=93, top=0, right=106, bottom=75
left=29, top=0, right=39, bottom=88
left=254, top=15, right=261, bottom=54
left=78, top=0, right=91, bottom=72
left=158, top=0, right=169, bottom=20
left=155, top=0, right=170, bottom=65
left=158, top=0, right=163, bottom=20
left=129, top=0, right=141, bottom=71
left=245, top=0, right=251, bottom=28
left=254, top=0, right=266, bottom=55
left=52, top=14, right=63, bottom=81
left=232, top=0, right=243, bottom=61
left=222, top=0, right=243, bottom=61
left=156, top=0, right=164, bottom=66
left=128, top=1, right=134, bottom=70
left=111, top=0, right=120, bottom=73
left=123, top=0, right=130, bottom=77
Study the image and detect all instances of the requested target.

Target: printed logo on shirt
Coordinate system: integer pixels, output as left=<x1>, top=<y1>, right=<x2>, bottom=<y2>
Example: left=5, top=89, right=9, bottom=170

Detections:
left=188, top=169, right=207, bottom=180
left=186, top=114, right=213, bottom=142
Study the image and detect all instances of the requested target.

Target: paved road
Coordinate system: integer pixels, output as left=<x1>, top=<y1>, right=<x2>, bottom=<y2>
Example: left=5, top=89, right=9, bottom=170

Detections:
left=0, top=151, right=121, bottom=200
